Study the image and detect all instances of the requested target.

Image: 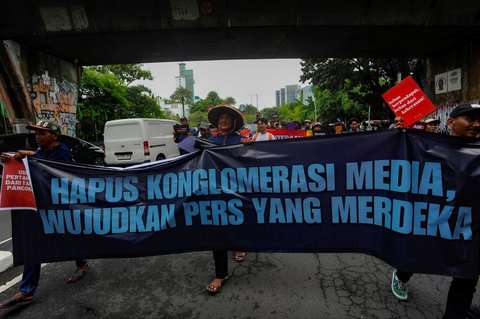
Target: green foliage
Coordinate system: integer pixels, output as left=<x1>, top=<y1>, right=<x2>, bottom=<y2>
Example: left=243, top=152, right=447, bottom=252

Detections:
left=90, top=64, right=153, bottom=85
left=187, top=91, right=256, bottom=126
left=78, top=66, right=164, bottom=141
left=170, top=86, right=194, bottom=118
left=300, top=58, right=425, bottom=121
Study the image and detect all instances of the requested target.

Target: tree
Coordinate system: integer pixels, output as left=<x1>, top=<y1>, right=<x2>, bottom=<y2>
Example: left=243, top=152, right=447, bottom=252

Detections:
left=300, top=58, right=425, bottom=120
left=223, top=96, right=236, bottom=105
left=170, top=86, right=193, bottom=117
left=78, top=65, right=164, bottom=141
left=90, top=64, right=153, bottom=86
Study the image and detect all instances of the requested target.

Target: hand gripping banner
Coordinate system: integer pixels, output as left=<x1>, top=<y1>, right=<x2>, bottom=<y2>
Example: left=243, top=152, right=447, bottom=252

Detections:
left=8, top=130, right=480, bottom=279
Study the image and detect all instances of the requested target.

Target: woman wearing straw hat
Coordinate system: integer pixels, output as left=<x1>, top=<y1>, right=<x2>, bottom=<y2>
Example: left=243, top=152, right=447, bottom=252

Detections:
left=205, top=105, right=251, bottom=294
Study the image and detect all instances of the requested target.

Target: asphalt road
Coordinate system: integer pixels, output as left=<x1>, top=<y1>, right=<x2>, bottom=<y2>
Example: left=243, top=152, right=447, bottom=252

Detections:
left=0, top=211, right=11, bottom=243
left=1, top=251, right=479, bottom=318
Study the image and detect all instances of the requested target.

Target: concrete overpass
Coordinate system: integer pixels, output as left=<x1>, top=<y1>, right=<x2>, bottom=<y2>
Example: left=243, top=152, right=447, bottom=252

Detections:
left=0, top=0, right=479, bottom=135
left=1, top=0, right=480, bottom=65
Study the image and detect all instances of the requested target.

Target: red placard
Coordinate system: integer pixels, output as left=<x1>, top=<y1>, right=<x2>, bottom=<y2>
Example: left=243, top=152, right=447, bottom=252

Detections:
left=0, top=156, right=37, bottom=210
left=382, top=76, right=436, bottom=127
left=267, top=129, right=306, bottom=139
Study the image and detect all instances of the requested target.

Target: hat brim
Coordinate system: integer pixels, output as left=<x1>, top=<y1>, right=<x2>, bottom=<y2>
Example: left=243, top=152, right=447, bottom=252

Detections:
left=25, top=124, right=58, bottom=133
left=208, top=105, right=244, bottom=131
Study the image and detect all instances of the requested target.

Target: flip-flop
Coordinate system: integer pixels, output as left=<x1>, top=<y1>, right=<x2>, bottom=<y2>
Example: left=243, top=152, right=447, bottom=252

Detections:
left=67, top=263, right=90, bottom=284
left=206, top=276, right=229, bottom=294
left=233, top=252, right=247, bottom=263
left=0, top=293, right=34, bottom=309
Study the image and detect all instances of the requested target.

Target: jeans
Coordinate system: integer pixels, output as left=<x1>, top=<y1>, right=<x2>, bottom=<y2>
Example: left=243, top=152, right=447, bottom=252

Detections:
left=19, top=260, right=87, bottom=296
left=396, top=269, right=478, bottom=319
left=212, top=250, right=228, bottom=278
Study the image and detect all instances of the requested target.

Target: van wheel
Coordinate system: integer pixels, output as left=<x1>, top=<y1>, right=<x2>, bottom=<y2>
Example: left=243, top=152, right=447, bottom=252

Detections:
left=156, top=154, right=166, bottom=161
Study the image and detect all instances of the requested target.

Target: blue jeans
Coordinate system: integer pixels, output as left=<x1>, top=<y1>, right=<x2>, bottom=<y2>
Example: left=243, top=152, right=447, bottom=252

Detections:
left=19, top=260, right=87, bottom=296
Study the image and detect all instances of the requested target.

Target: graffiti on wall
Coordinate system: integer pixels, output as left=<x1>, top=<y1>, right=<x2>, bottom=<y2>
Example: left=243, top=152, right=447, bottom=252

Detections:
left=27, top=71, right=77, bottom=136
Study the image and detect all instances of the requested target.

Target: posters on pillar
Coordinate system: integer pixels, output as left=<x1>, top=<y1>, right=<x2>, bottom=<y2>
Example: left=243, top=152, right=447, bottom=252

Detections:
left=382, top=76, right=436, bottom=127
left=7, top=130, right=480, bottom=280
left=0, top=156, right=37, bottom=210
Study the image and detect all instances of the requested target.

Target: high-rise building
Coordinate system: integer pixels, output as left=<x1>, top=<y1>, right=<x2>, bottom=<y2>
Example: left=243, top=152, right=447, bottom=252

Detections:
left=178, top=63, right=195, bottom=98
left=280, top=88, right=286, bottom=105
left=275, top=90, right=281, bottom=107
left=286, top=84, right=301, bottom=103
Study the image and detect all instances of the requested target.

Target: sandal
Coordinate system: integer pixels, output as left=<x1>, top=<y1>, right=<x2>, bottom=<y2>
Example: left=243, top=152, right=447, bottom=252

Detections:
left=67, top=263, right=90, bottom=284
left=206, top=276, right=229, bottom=294
left=233, top=251, right=247, bottom=263
left=0, top=292, right=34, bottom=309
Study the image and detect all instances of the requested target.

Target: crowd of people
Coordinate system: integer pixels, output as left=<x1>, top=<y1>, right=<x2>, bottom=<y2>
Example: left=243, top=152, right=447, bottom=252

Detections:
left=1, top=103, right=479, bottom=319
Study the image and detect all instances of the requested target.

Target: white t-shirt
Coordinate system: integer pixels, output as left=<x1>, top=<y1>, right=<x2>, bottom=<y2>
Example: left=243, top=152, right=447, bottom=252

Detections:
left=252, top=132, right=274, bottom=142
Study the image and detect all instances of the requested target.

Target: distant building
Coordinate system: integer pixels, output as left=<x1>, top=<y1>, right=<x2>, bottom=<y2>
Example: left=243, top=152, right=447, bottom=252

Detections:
left=299, top=85, right=314, bottom=104
left=286, top=84, right=301, bottom=103
left=178, top=63, right=195, bottom=99
left=275, top=90, right=281, bottom=107
left=156, top=97, right=189, bottom=118
left=275, top=85, right=302, bottom=106
left=280, top=88, right=286, bottom=105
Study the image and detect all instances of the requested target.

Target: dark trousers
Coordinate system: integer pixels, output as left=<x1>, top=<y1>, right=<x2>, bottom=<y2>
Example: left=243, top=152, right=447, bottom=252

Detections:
left=396, top=269, right=478, bottom=319
left=19, top=260, right=87, bottom=296
left=212, top=250, right=228, bottom=278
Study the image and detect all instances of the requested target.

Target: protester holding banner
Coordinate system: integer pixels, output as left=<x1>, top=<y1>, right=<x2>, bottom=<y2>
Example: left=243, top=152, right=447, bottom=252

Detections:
left=251, top=118, right=274, bottom=142
left=424, top=118, right=441, bottom=133
left=205, top=105, right=251, bottom=294
left=347, top=118, right=362, bottom=133
left=390, top=103, right=480, bottom=319
left=0, top=120, right=89, bottom=309
left=311, top=122, right=325, bottom=136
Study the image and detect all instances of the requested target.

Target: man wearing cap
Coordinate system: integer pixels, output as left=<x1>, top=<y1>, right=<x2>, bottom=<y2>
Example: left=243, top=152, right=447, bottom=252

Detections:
left=390, top=103, right=480, bottom=319
left=311, top=122, right=325, bottom=136
left=303, top=119, right=312, bottom=130
left=425, top=118, right=441, bottom=133
left=205, top=105, right=250, bottom=294
left=197, top=122, right=211, bottom=139
left=0, top=120, right=89, bottom=309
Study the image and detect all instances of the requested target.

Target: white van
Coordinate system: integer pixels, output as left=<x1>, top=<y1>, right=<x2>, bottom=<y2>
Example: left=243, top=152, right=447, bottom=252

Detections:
left=104, top=118, right=180, bottom=166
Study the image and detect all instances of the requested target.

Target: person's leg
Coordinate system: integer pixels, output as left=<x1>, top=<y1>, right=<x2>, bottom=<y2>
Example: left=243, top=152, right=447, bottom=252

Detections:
left=233, top=251, right=247, bottom=262
left=213, top=250, right=228, bottom=279
left=67, top=260, right=89, bottom=283
left=443, top=276, right=478, bottom=319
left=396, top=270, right=413, bottom=283
left=207, top=250, right=229, bottom=293
left=19, top=263, right=41, bottom=296
left=391, top=269, right=413, bottom=300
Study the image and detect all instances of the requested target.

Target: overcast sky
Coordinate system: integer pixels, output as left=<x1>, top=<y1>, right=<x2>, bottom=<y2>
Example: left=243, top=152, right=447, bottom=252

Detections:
left=138, top=59, right=306, bottom=109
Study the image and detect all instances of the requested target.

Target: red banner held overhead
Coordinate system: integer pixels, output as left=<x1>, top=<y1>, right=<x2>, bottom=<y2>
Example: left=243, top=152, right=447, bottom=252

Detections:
left=0, top=156, right=36, bottom=210
left=382, top=76, right=436, bottom=127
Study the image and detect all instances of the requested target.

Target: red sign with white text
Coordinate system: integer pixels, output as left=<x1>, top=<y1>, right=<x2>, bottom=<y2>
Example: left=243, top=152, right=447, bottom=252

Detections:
left=382, top=76, right=436, bottom=127
left=0, top=156, right=36, bottom=210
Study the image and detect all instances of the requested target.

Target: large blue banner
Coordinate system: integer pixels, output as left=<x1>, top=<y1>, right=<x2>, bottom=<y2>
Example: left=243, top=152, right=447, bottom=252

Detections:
left=11, top=130, right=480, bottom=279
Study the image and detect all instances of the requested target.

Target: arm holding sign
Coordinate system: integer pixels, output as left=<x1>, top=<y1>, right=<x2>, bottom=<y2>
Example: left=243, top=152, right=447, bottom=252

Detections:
left=0, top=120, right=89, bottom=310
left=0, top=150, right=36, bottom=162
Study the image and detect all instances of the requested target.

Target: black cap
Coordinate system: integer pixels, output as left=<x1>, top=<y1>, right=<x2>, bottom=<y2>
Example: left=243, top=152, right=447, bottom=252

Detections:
left=26, top=120, right=61, bottom=135
left=449, top=103, right=480, bottom=118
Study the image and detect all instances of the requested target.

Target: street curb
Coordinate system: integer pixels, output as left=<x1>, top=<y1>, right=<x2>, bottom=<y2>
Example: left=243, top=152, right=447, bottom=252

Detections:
left=0, top=251, right=13, bottom=273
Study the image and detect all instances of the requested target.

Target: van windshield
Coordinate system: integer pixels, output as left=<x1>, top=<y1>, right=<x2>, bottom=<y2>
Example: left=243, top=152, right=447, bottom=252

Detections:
left=105, top=123, right=142, bottom=140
